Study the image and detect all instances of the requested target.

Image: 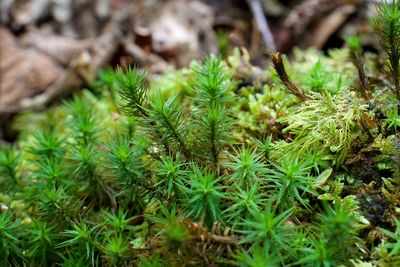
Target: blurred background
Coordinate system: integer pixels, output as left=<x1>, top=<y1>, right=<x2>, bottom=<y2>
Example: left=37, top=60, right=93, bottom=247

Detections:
left=0, top=0, right=379, bottom=141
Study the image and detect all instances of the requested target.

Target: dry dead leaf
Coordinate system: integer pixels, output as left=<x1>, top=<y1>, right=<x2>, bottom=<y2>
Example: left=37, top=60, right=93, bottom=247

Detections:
left=0, top=0, right=15, bottom=24
left=11, top=0, right=51, bottom=28
left=22, top=32, right=93, bottom=66
left=0, top=27, right=63, bottom=108
left=150, top=0, right=216, bottom=67
left=123, top=37, right=168, bottom=73
left=309, top=5, right=356, bottom=49
left=1, top=7, right=129, bottom=113
left=282, top=0, right=356, bottom=50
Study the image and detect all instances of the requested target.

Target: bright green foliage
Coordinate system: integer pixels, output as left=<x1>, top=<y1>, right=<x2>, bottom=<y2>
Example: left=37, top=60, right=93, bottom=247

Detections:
left=266, top=157, right=315, bottom=210
left=100, top=209, right=137, bottom=237
left=60, top=253, right=91, bottom=267
left=0, top=51, right=391, bottom=266
left=34, top=158, right=68, bottom=187
left=0, top=147, right=21, bottom=193
left=255, top=135, right=273, bottom=159
left=303, top=148, right=331, bottom=174
left=64, top=96, right=99, bottom=145
left=297, top=237, right=338, bottom=267
left=377, top=219, right=400, bottom=263
left=239, top=201, right=294, bottom=254
left=147, top=95, right=191, bottom=159
left=192, top=56, right=233, bottom=106
left=116, top=66, right=148, bottom=116
left=379, top=136, right=400, bottom=177
left=103, top=136, right=147, bottom=208
left=139, top=255, right=166, bottom=267
left=317, top=203, right=360, bottom=259
left=234, top=83, right=296, bottom=138
left=192, top=56, right=234, bottom=168
left=372, top=1, right=400, bottom=104
left=307, top=59, right=341, bottom=94
left=181, top=165, right=226, bottom=226
left=34, top=185, right=77, bottom=225
left=292, top=48, right=353, bottom=96
left=226, top=147, right=265, bottom=190
left=1, top=3, right=400, bottom=264
left=146, top=205, right=188, bottom=249
left=27, top=129, right=65, bottom=160
left=297, top=203, right=360, bottom=266
left=100, top=235, right=130, bottom=265
left=384, top=109, right=400, bottom=130
left=346, top=35, right=362, bottom=54
left=92, top=69, right=118, bottom=104
left=0, top=212, right=23, bottom=265
left=195, top=104, right=231, bottom=168
left=68, top=145, right=110, bottom=206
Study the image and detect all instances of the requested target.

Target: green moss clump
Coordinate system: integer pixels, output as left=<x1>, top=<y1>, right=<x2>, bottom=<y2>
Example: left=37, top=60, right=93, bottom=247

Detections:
left=1, top=1, right=400, bottom=265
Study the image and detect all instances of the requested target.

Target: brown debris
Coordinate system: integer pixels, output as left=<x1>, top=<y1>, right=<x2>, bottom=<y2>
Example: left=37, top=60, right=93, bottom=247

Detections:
left=309, top=5, right=356, bottom=49
left=279, top=0, right=357, bottom=51
left=150, top=0, right=217, bottom=67
left=0, top=27, right=63, bottom=108
left=0, top=0, right=377, bottom=126
left=21, top=32, right=93, bottom=66
left=246, top=0, right=276, bottom=52
left=0, top=7, right=129, bottom=113
left=272, top=52, right=308, bottom=101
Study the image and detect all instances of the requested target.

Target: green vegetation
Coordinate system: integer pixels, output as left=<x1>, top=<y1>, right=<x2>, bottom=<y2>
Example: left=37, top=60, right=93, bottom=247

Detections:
left=1, top=1, right=400, bottom=266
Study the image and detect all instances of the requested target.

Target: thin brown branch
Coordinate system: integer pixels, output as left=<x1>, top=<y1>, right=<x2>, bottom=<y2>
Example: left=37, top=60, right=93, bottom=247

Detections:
left=246, top=0, right=276, bottom=52
left=272, top=52, right=308, bottom=101
left=191, top=232, right=239, bottom=246
left=188, top=222, right=240, bottom=246
left=350, top=51, right=370, bottom=100
left=0, top=7, right=131, bottom=114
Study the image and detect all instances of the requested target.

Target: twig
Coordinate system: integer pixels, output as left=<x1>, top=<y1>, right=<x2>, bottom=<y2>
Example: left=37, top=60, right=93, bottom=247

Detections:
left=188, top=222, right=240, bottom=246
left=0, top=7, right=131, bottom=114
left=0, top=139, right=12, bottom=147
left=123, top=37, right=168, bottom=73
left=246, top=0, right=276, bottom=52
left=192, top=234, right=239, bottom=246
left=272, top=52, right=308, bottom=101
left=350, top=51, right=370, bottom=100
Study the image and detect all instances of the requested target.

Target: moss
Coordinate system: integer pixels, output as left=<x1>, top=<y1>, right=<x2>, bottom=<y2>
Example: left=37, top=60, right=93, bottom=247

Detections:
left=1, top=2, right=400, bottom=265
